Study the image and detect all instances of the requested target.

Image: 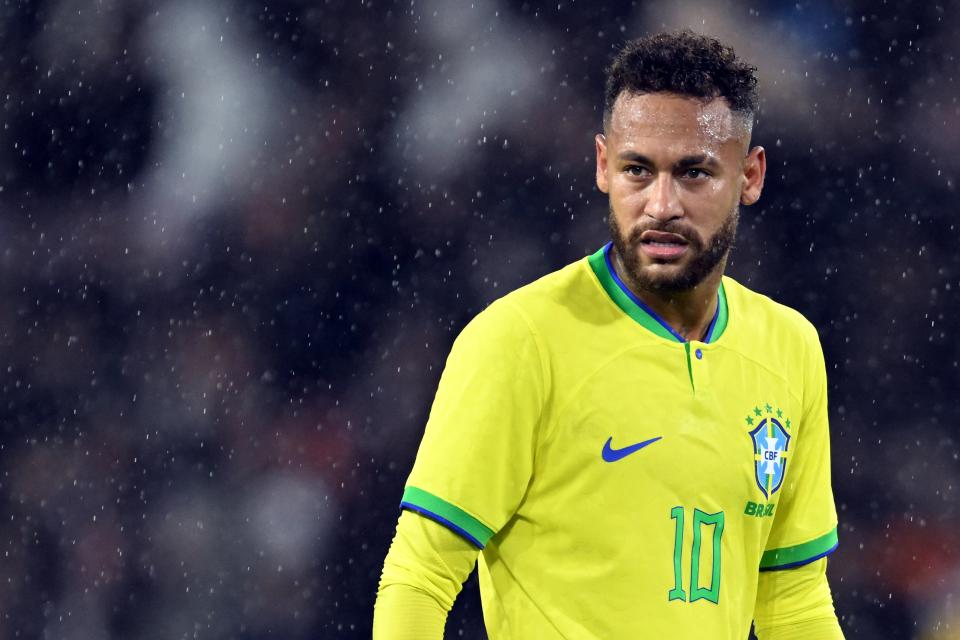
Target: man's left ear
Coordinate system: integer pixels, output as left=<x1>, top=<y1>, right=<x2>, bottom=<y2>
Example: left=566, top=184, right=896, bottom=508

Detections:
left=740, top=145, right=766, bottom=205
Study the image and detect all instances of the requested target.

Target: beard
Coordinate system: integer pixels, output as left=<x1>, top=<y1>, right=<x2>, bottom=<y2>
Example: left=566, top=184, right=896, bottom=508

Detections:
left=607, top=205, right=738, bottom=294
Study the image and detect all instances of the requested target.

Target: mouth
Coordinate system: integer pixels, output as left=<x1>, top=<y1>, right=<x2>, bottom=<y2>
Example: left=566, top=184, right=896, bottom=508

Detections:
left=638, top=230, right=689, bottom=260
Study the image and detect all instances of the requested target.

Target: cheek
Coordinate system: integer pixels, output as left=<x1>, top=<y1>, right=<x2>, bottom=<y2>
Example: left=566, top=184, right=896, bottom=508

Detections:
left=610, top=190, right=649, bottom=220
left=689, top=179, right=730, bottom=200
left=609, top=176, right=650, bottom=203
left=686, top=181, right=737, bottom=215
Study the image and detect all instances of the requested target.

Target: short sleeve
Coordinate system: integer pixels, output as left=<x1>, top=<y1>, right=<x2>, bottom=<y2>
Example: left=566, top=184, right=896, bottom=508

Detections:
left=760, top=323, right=839, bottom=570
left=401, top=299, right=546, bottom=548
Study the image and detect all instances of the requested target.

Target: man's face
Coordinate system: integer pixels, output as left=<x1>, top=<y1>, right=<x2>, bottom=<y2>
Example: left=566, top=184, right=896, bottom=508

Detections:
left=595, top=92, right=765, bottom=294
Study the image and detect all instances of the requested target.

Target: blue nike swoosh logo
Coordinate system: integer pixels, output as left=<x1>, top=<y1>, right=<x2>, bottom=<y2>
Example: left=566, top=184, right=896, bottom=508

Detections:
left=601, top=436, right=663, bottom=463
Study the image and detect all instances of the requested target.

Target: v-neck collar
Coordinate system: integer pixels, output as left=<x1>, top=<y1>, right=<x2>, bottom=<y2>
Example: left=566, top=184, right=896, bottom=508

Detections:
left=587, top=242, right=728, bottom=343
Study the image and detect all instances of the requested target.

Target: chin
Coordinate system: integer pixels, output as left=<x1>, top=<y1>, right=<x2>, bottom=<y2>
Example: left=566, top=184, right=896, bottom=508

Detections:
left=636, top=264, right=705, bottom=293
left=640, top=261, right=685, bottom=279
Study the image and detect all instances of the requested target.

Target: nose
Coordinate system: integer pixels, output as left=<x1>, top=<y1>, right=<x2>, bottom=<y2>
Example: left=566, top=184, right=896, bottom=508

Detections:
left=644, top=174, right=684, bottom=221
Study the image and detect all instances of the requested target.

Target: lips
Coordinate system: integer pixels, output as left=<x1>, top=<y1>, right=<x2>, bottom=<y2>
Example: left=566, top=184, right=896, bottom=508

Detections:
left=638, top=230, right=689, bottom=260
left=640, top=230, right=689, bottom=245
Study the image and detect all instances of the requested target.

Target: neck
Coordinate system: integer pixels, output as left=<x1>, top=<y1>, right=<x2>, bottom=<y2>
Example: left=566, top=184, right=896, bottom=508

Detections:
left=611, top=250, right=724, bottom=342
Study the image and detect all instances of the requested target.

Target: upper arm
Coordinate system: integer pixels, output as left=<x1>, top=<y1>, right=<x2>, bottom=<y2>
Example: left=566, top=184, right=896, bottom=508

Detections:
left=377, top=509, right=480, bottom=610
left=760, top=324, right=839, bottom=570
left=754, top=323, right=842, bottom=632
left=401, top=299, right=546, bottom=548
left=754, top=558, right=839, bottom=634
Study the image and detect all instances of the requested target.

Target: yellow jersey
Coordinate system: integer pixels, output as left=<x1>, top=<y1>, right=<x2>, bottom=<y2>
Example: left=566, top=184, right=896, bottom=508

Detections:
left=401, top=243, right=839, bottom=639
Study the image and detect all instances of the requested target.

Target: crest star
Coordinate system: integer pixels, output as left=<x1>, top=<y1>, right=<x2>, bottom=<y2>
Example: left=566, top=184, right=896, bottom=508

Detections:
left=776, top=408, right=783, bottom=418
left=765, top=403, right=772, bottom=413
left=746, top=416, right=754, bottom=426
left=753, top=407, right=762, bottom=417
left=786, top=418, right=792, bottom=429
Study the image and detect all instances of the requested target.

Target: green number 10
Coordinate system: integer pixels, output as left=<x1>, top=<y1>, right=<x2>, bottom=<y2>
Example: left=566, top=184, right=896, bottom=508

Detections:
left=669, top=506, right=725, bottom=604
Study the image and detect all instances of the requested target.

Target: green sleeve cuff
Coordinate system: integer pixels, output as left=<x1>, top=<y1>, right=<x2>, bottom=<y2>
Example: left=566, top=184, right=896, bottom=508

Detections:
left=400, top=486, right=496, bottom=549
left=760, top=526, right=838, bottom=571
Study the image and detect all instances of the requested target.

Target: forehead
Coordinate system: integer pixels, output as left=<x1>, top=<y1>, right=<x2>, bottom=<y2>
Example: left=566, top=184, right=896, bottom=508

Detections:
left=607, top=92, right=746, bottom=150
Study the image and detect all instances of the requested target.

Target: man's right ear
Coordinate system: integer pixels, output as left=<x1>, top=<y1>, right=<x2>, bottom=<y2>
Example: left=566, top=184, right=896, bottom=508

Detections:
left=595, top=134, right=609, bottom=194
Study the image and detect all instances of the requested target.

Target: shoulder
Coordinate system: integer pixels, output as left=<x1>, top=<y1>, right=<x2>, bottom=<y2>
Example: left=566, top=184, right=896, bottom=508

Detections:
left=439, top=264, right=591, bottom=398
left=452, top=257, right=600, bottom=376
left=468, top=257, right=596, bottom=337
left=722, top=276, right=821, bottom=350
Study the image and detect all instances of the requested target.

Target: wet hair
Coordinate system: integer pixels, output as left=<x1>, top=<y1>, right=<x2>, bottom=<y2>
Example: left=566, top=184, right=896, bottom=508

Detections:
left=603, top=30, right=758, bottom=130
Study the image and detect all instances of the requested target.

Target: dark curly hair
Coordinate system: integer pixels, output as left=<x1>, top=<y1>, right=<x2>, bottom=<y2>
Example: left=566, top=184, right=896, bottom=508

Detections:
left=603, top=31, right=758, bottom=129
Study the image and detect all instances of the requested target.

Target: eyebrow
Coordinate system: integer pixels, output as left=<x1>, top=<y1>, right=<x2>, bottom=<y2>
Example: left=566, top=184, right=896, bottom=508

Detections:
left=617, top=151, right=721, bottom=169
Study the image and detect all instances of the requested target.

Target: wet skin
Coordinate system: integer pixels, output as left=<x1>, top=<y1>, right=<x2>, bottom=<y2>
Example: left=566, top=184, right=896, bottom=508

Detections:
left=595, top=92, right=767, bottom=341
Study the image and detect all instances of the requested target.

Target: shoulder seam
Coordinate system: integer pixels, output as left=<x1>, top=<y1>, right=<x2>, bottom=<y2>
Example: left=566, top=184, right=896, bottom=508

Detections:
left=715, top=283, right=814, bottom=407
left=499, top=299, right=550, bottom=471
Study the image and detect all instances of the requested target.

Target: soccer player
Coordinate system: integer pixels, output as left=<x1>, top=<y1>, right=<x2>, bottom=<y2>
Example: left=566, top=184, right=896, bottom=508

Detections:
left=373, top=31, right=844, bottom=639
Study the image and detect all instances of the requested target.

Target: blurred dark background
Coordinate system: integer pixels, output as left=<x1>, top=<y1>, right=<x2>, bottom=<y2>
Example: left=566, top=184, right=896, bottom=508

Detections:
left=0, top=0, right=957, bottom=638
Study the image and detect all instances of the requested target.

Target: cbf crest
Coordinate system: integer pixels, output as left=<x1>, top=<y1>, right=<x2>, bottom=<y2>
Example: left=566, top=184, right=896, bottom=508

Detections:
left=745, top=404, right=792, bottom=499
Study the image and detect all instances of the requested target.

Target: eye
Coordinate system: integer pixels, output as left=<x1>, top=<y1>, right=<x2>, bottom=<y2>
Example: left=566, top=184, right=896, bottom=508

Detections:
left=683, top=168, right=710, bottom=179
left=625, top=165, right=650, bottom=177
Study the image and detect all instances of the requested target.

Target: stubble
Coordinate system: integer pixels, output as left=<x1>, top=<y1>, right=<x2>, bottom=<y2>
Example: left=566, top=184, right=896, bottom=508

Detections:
left=607, top=205, right=739, bottom=295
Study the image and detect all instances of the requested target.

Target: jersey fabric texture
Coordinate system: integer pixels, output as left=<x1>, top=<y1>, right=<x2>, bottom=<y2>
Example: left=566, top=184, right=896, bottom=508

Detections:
left=401, top=243, right=839, bottom=639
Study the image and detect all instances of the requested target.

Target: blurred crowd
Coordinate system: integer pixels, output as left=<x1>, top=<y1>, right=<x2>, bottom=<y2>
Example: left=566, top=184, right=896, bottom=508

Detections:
left=0, top=1, right=957, bottom=638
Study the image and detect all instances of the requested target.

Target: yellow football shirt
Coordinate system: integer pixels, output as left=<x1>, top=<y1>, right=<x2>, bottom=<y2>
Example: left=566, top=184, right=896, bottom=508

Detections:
left=401, top=243, right=839, bottom=639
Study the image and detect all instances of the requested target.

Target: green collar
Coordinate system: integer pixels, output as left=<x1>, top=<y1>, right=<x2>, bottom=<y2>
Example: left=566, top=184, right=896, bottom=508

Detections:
left=587, top=243, right=728, bottom=343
